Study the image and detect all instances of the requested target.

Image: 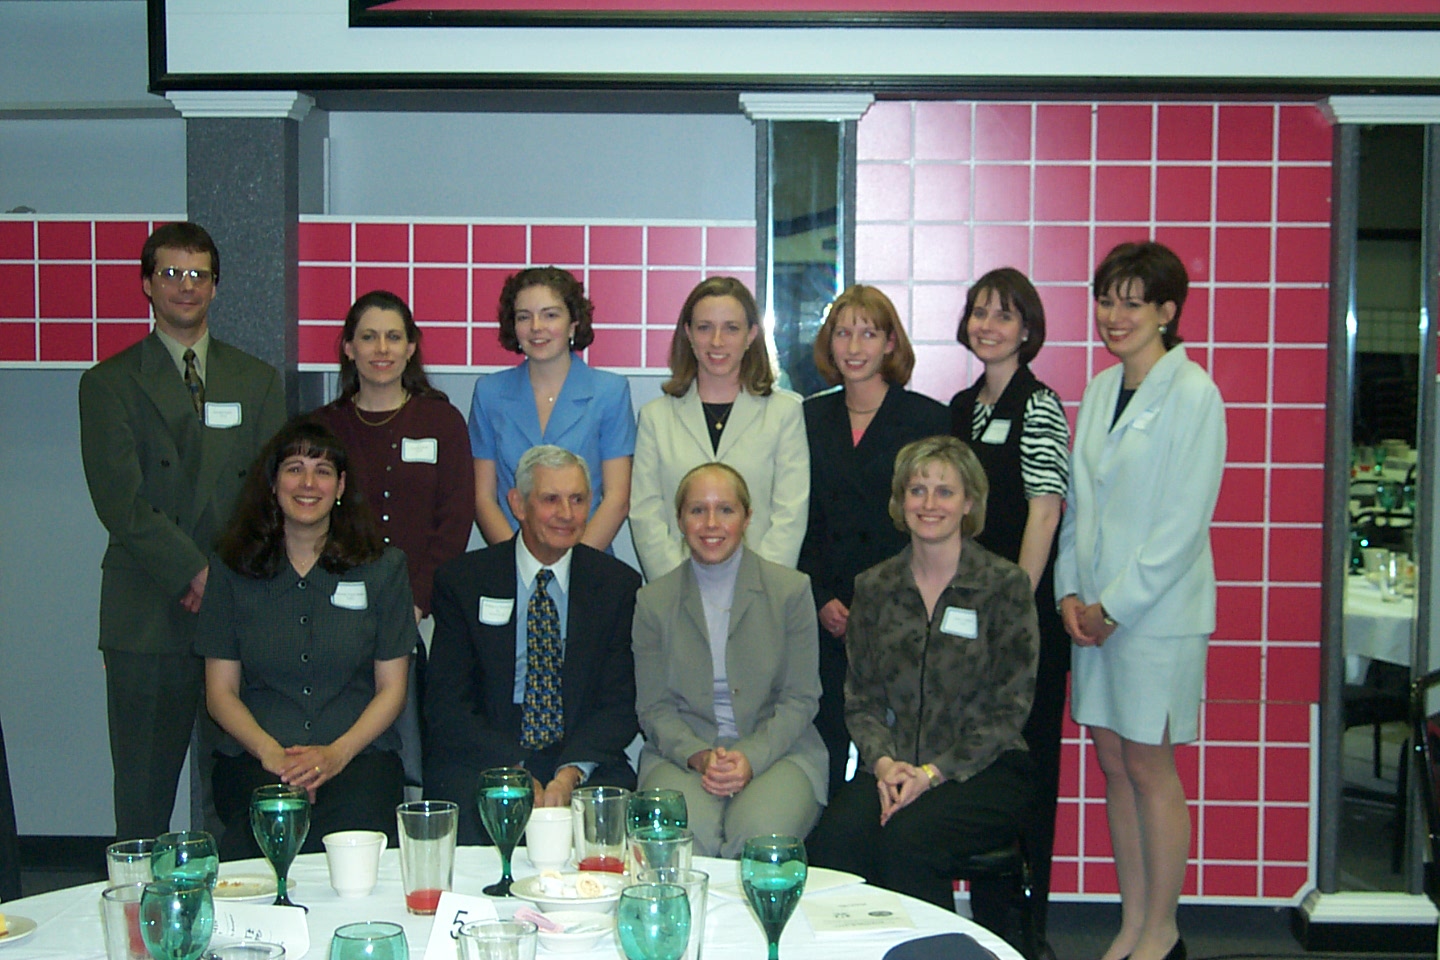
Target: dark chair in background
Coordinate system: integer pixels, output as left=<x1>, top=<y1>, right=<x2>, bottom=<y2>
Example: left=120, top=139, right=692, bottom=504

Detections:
left=1409, top=669, right=1440, bottom=872
left=1344, top=659, right=1411, bottom=874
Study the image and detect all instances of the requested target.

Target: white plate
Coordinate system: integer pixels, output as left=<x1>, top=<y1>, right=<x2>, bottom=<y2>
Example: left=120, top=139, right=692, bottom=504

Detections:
left=709, top=865, right=864, bottom=901
left=0, top=916, right=38, bottom=947
left=213, top=874, right=285, bottom=902
left=509, top=872, right=626, bottom=913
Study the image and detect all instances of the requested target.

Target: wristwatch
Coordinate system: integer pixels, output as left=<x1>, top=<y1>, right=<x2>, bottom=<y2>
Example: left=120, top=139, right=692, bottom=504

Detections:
left=1100, top=605, right=1117, bottom=627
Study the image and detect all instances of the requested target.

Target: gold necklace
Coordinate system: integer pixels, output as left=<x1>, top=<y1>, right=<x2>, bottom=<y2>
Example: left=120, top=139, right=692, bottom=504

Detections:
left=846, top=402, right=881, bottom=415
left=354, top=392, right=409, bottom=427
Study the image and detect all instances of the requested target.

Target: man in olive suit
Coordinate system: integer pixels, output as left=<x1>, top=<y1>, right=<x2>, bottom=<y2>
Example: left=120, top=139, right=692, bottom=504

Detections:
left=80, top=222, right=285, bottom=838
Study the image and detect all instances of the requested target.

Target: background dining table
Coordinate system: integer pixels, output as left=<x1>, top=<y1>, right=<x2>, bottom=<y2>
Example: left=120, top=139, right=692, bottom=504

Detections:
left=1343, top=573, right=1415, bottom=681
left=0, top=844, right=1022, bottom=959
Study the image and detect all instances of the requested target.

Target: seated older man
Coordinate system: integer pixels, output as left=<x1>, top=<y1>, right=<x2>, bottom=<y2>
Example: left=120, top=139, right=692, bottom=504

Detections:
left=423, top=444, right=641, bottom=844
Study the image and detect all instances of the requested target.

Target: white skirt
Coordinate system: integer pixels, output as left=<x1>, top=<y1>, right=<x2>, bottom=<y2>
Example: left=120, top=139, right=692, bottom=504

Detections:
left=1070, top=630, right=1209, bottom=745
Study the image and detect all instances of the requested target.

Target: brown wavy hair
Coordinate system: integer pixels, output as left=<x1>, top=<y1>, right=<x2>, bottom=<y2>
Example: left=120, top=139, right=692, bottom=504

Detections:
left=336, top=290, right=447, bottom=402
left=217, top=418, right=384, bottom=579
left=496, top=267, right=596, bottom=355
left=662, top=276, right=774, bottom=398
left=813, top=285, right=916, bottom=386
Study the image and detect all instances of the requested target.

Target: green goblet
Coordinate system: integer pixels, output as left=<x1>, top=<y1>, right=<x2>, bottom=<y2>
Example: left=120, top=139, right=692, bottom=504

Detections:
left=139, top=878, right=214, bottom=960
left=617, top=882, right=691, bottom=960
left=741, top=835, right=807, bottom=960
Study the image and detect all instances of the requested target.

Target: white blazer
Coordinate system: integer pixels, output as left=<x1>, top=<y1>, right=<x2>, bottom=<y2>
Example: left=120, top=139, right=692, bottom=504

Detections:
left=1055, top=345, right=1226, bottom=637
left=630, top=386, right=809, bottom=581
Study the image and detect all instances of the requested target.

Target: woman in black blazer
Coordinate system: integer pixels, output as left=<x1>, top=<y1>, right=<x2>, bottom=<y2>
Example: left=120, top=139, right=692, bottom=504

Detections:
left=799, top=285, right=948, bottom=798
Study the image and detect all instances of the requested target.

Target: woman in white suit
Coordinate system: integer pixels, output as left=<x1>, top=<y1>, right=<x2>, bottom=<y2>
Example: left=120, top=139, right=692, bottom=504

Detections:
left=630, top=277, right=809, bottom=580
left=1056, top=242, right=1225, bottom=960
left=632, top=462, right=827, bottom=858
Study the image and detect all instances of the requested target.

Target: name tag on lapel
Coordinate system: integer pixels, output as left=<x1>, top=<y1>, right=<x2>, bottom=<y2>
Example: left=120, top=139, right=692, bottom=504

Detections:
left=204, top=402, right=242, bottom=429
left=1131, top=408, right=1158, bottom=431
left=940, top=606, right=978, bottom=638
left=401, top=437, right=438, bottom=463
left=480, top=596, right=514, bottom=625
left=979, top=418, right=1011, bottom=444
left=331, top=581, right=368, bottom=610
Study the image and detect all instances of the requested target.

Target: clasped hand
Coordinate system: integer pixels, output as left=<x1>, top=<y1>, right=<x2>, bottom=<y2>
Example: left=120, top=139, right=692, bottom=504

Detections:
left=689, top=746, right=753, bottom=798
left=1060, top=595, right=1116, bottom=647
left=267, top=743, right=352, bottom=802
left=873, top=757, right=932, bottom=826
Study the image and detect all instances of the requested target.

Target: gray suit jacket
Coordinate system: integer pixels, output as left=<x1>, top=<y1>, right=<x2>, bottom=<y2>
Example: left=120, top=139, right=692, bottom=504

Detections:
left=632, top=547, right=827, bottom=805
left=79, top=332, right=286, bottom=654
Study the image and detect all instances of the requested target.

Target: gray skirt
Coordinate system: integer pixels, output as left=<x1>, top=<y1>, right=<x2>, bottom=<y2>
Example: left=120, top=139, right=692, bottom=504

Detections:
left=1070, top=630, right=1209, bottom=745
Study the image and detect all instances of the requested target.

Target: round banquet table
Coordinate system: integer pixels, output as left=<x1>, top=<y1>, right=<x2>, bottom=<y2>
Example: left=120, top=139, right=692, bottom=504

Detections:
left=0, top=845, right=1022, bottom=959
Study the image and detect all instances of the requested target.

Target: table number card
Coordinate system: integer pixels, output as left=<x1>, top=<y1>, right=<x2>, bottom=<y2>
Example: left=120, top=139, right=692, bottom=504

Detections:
left=211, top=903, right=310, bottom=957
left=422, top=891, right=500, bottom=960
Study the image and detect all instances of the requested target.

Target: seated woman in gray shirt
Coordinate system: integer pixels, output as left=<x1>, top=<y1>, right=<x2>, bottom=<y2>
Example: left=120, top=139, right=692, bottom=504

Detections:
left=196, top=418, right=417, bottom=859
left=632, top=462, right=827, bottom=858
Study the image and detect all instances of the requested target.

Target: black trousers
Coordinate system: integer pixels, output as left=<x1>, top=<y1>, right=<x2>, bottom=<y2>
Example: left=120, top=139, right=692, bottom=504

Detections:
left=212, top=750, right=404, bottom=861
left=807, top=750, right=1032, bottom=920
left=104, top=650, right=205, bottom=839
left=815, top=633, right=851, bottom=800
left=1014, top=624, right=1070, bottom=936
left=426, top=751, right=636, bottom=847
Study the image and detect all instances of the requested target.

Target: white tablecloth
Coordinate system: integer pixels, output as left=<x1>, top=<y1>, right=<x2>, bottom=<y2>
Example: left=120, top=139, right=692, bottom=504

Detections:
left=0, top=846, right=1021, bottom=960
left=1344, top=575, right=1415, bottom=675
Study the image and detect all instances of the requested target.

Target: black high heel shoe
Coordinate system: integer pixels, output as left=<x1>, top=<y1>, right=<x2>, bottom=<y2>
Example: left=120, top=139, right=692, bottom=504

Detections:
left=1161, top=938, right=1186, bottom=960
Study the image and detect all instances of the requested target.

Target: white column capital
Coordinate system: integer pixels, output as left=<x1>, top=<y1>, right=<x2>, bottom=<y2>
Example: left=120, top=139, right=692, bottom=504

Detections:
left=739, top=92, right=874, bottom=122
left=165, top=91, right=315, bottom=121
left=1324, top=96, right=1440, bottom=125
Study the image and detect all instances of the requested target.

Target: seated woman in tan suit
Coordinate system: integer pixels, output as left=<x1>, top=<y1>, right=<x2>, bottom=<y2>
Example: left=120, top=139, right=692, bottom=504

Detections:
left=631, top=462, right=827, bottom=858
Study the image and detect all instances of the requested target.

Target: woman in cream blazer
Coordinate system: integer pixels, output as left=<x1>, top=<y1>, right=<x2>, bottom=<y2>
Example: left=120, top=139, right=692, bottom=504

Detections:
left=632, top=463, right=826, bottom=858
left=630, top=277, right=809, bottom=581
left=1056, top=242, right=1225, bottom=960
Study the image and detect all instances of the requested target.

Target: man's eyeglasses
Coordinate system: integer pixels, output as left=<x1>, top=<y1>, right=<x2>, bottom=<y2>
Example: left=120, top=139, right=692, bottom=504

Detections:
left=154, top=267, right=215, bottom=285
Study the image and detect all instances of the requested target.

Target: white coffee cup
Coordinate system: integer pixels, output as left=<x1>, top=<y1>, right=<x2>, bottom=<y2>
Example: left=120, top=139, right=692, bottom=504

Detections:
left=322, top=829, right=388, bottom=898
left=524, top=807, right=573, bottom=868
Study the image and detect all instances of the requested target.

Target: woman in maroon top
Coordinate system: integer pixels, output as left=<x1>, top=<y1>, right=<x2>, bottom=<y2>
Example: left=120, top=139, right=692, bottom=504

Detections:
left=313, top=290, right=474, bottom=784
left=314, top=291, right=474, bottom=618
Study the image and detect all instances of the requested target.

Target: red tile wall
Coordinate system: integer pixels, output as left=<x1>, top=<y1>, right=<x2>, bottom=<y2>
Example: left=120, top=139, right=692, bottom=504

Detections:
left=857, top=100, right=1330, bottom=902
left=298, top=219, right=756, bottom=371
left=0, top=218, right=160, bottom=366
left=0, top=217, right=755, bottom=372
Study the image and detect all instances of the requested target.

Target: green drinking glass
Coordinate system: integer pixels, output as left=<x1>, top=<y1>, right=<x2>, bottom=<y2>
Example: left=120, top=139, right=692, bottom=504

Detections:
left=250, top=784, right=311, bottom=909
left=151, top=831, right=219, bottom=890
left=477, top=766, right=533, bottom=896
left=139, top=877, right=214, bottom=960
left=740, top=835, right=807, bottom=960
left=627, top=789, right=689, bottom=837
left=617, top=882, right=691, bottom=960
left=328, top=921, right=409, bottom=960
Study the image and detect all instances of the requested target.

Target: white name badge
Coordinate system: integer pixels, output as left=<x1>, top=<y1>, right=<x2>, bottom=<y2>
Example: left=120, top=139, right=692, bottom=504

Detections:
left=940, top=606, right=978, bottom=638
left=423, top=891, right=500, bottom=960
left=1132, top=408, right=1158, bottom=431
left=979, top=418, right=1011, bottom=444
left=204, top=401, right=242, bottom=429
left=401, top=437, right=438, bottom=464
left=332, top=581, right=368, bottom=610
left=480, top=596, right=515, bottom=625
left=211, top=902, right=309, bottom=959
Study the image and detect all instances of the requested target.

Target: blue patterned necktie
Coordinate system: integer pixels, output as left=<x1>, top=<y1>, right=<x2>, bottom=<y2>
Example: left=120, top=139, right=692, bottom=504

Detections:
left=521, top=568, right=564, bottom=751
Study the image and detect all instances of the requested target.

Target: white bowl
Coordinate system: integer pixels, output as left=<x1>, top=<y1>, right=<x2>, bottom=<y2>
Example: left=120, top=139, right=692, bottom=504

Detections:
left=534, top=910, right=614, bottom=953
left=510, top=871, right=626, bottom=914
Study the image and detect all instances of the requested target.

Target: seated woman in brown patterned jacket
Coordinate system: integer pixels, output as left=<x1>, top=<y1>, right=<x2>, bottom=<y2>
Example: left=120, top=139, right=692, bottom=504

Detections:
left=807, top=435, right=1038, bottom=923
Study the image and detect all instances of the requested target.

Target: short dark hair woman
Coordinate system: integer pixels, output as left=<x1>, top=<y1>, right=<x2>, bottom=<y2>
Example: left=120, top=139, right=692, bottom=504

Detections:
left=1057, top=241, right=1225, bottom=960
left=196, top=418, right=417, bottom=858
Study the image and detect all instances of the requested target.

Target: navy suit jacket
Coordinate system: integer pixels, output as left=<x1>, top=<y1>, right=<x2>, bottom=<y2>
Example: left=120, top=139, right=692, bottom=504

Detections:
left=423, top=539, right=641, bottom=782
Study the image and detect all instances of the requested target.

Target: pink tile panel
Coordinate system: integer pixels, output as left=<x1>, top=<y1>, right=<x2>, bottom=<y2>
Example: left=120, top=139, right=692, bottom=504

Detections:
left=0, top=218, right=172, bottom=366
left=857, top=100, right=1331, bottom=902
left=295, top=219, right=756, bottom=367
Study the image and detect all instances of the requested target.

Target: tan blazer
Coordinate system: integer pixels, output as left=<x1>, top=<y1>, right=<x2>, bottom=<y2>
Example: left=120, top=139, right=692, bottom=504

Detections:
left=632, top=547, right=827, bottom=806
left=630, top=386, right=809, bottom=581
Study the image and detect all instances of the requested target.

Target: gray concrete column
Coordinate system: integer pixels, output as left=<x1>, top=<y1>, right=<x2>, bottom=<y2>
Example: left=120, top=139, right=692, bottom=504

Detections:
left=168, top=91, right=316, bottom=415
